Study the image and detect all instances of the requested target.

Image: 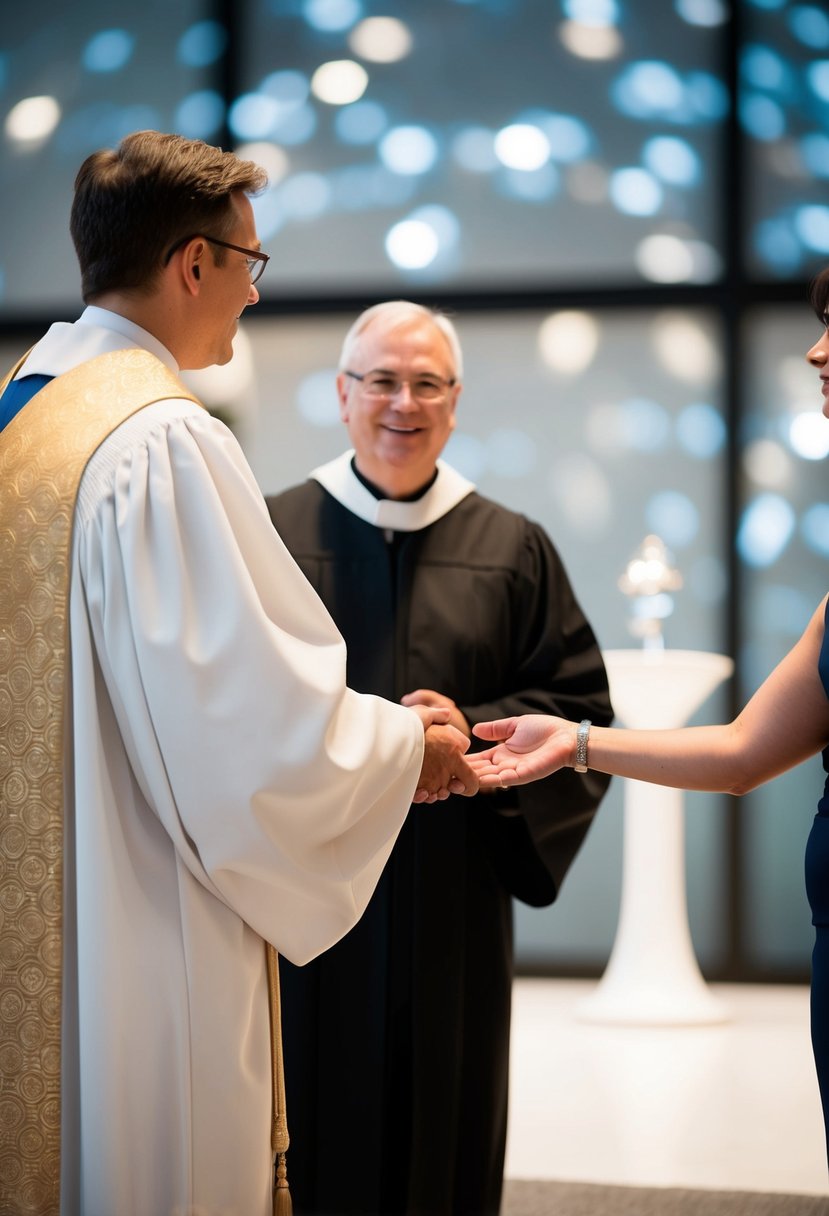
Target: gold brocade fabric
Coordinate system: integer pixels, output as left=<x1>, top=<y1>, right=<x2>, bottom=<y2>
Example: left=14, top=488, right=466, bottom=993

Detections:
left=0, top=349, right=199, bottom=1214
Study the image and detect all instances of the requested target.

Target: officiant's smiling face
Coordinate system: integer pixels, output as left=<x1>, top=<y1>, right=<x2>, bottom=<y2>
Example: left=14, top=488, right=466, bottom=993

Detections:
left=337, top=316, right=462, bottom=500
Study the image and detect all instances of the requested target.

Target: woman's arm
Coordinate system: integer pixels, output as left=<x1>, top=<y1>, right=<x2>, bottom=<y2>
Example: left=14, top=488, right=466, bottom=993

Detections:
left=471, top=596, right=829, bottom=794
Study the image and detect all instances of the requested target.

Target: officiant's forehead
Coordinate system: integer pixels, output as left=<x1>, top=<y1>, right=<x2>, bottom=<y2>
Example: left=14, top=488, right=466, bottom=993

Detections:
left=357, top=315, right=457, bottom=374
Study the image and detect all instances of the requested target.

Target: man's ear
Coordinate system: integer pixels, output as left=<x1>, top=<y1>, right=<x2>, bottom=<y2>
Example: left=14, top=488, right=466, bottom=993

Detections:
left=335, top=373, right=350, bottom=422
left=447, top=382, right=461, bottom=429
left=180, top=237, right=206, bottom=293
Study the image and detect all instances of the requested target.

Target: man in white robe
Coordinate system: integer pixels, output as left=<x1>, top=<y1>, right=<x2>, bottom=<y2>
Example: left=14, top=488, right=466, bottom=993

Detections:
left=0, top=132, right=476, bottom=1216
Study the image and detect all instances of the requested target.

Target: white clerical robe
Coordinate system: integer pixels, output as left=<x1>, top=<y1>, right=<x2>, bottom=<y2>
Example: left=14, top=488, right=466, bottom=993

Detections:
left=11, top=308, right=424, bottom=1216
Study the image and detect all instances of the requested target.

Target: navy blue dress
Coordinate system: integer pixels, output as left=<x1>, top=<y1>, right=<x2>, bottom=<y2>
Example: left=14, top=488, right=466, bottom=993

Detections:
left=803, top=594, right=829, bottom=1163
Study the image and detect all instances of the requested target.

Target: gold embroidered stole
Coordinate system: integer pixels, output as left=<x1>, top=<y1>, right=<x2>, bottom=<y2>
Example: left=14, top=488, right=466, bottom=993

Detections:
left=0, top=349, right=200, bottom=1213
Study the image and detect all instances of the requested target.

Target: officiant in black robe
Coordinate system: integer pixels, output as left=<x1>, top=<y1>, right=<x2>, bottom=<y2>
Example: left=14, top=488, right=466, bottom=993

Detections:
left=265, top=301, right=613, bottom=1216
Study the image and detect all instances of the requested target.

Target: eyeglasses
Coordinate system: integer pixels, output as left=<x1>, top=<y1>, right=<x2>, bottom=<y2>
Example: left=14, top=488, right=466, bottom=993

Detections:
left=163, top=234, right=270, bottom=284
left=344, top=369, right=456, bottom=403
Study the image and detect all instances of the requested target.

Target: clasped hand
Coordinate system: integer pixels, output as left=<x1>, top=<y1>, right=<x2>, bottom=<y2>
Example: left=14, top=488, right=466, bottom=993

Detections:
left=407, top=698, right=575, bottom=801
left=407, top=701, right=478, bottom=803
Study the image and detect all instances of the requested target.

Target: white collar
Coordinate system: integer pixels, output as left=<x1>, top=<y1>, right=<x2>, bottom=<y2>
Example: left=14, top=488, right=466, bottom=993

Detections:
left=78, top=306, right=179, bottom=371
left=15, top=306, right=179, bottom=380
left=311, top=451, right=474, bottom=532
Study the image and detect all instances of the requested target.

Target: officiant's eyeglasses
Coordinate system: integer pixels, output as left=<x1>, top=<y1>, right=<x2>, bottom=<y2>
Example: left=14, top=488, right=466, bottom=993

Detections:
left=163, top=234, right=270, bottom=284
left=344, top=370, right=456, bottom=403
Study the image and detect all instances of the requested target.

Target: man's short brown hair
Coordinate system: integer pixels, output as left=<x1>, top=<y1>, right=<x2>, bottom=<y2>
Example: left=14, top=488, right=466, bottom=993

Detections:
left=70, top=130, right=268, bottom=302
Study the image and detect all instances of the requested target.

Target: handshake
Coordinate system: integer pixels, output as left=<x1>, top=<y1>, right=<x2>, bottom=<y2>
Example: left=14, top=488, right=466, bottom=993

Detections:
left=409, top=702, right=478, bottom=802
left=408, top=695, right=573, bottom=804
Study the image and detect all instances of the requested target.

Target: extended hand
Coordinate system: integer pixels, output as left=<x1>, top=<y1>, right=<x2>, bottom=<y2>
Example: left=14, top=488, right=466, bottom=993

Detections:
left=401, top=688, right=471, bottom=738
left=467, top=715, right=573, bottom=788
left=409, top=704, right=479, bottom=802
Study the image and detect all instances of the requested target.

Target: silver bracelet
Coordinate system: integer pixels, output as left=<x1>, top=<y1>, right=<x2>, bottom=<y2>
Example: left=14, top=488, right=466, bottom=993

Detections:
left=574, top=719, right=591, bottom=773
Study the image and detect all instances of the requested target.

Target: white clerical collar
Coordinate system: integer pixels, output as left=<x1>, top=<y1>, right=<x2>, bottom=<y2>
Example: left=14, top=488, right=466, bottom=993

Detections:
left=78, top=306, right=179, bottom=372
left=311, top=451, right=475, bottom=532
left=17, top=306, right=179, bottom=381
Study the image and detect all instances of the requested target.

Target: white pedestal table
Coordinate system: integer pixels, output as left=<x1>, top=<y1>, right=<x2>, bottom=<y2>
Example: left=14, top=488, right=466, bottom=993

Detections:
left=578, top=648, right=734, bottom=1027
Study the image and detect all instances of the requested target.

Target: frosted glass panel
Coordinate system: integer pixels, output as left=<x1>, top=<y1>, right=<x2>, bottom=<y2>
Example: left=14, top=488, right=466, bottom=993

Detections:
left=0, top=1, right=222, bottom=316
left=238, top=0, right=726, bottom=295
left=742, top=0, right=829, bottom=280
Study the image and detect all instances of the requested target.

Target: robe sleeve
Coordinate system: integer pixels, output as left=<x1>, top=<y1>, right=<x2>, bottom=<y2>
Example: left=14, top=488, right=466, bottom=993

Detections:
left=74, top=404, right=424, bottom=964
left=458, top=520, right=613, bottom=906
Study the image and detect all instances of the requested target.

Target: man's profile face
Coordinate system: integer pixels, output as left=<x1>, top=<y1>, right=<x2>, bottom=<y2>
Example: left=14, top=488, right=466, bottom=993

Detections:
left=197, top=191, right=262, bottom=368
left=337, top=317, right=461, bottom=496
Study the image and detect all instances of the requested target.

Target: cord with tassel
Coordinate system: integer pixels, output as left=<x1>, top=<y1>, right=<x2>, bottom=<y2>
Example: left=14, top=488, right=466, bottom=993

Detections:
left=266, top=943, right=292, bottom=1216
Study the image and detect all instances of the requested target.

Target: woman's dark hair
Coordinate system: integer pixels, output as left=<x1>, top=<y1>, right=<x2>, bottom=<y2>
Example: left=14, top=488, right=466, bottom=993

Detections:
left=69, top=130, right=268, bottom=302
left=809, top=266, right=829, bottom=325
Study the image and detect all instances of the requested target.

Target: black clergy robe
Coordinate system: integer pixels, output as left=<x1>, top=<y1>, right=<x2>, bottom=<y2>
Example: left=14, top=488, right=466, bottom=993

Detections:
left=266, top=453, right=613, bottom=1216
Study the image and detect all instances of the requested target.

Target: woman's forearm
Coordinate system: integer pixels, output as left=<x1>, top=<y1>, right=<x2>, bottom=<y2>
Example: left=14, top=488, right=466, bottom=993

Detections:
left=582, top=722, right=758, bottom=795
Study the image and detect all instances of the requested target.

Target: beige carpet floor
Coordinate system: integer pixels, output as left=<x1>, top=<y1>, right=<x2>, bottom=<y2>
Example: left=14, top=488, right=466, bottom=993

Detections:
left=503, top=1178, right=829, bottom=1215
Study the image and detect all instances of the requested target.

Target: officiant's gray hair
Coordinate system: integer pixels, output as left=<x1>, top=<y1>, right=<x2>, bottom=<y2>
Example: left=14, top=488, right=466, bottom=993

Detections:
left=338, top=301, right=463, bottom=379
